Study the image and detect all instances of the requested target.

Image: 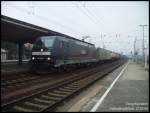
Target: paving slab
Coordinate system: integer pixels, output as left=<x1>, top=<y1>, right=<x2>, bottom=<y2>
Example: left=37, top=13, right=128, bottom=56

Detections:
left=81, top=60, right=149, bottom=112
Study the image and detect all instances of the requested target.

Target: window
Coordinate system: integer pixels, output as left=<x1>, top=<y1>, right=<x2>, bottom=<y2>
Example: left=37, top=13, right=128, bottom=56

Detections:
left=41, top=36, right=55, bottom=48
left=34, top=36, right=56, bottom=48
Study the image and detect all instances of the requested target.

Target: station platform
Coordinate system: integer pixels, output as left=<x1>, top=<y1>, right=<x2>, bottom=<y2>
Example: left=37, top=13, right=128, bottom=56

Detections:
left=1, top=60, right=29, bottom=76
left=79, top=60, right=149, bottom=112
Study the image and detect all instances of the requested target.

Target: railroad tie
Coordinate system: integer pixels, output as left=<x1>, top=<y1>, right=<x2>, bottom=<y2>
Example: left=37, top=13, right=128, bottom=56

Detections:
left=69, top=85, right=79, bottom=88
left=68, top=84, right=79, bottom=87
left=7, top=85, right=14, bottom=88
left=63, top=86, right=78, bottom=90
left=59, top=88, right=74, bottom=92
left=12, top=79, right=19, bottom=82
left=30, top=76, right=38, bottom=79
left=24, top=101, right=48, bottom=109
left=42, top=95, right=61, bottom=101
left=53, top=90, right=70, bottom=95
left=34, top=98, right=53, bottom=104
left=14, top=84, right=22, bottom=87
left=17, top=78, right=27, bottom=81
left=13, top=105, right=36, bottom=112
left=6, top=81, right=13, bottom=84
left=48, top=92, right=66, bottom=98
left=20, top=82, right=26, bottom=85
left=41, top=95, right=54, bottom=100
left=59, top=89, right=73, bottom=93
left=71, top=82, right=79, bottom=86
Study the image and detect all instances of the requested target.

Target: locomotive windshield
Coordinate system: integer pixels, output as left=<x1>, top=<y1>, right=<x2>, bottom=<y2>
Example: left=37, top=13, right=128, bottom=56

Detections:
left=34, top=36, right=56, bottom=48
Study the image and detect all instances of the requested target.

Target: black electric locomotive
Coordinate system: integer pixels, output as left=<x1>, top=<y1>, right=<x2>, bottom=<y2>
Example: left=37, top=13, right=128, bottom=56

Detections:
left=30, top=35, right=98, bottom=70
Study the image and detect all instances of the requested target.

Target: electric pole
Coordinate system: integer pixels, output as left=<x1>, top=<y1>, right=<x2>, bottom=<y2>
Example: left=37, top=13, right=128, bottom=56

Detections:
left=139, top=25, right=147, bottom=68
left=28, top=2, right=35, bottom=15
left=100, top=34, right=105, bottom=48
left=134, top=36, right=137, bottom=62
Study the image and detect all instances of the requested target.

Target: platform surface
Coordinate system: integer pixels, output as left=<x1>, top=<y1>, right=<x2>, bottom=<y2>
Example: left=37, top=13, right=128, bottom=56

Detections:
left=81, top=60, right=149, bottom=112
left=1, top=61, right=29, bottom=75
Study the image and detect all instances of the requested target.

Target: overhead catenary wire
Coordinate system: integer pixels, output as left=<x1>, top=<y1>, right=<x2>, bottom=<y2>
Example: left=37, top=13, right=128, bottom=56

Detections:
left=72, top=2, right=101, bottom=31
left=79, top=2, right=103, bottom=25
left=76, top=2, right=117, bottom=49
left=71, top=2, right=106, bottom=45
left=4, top=1, right=105, bottom=42
left=26, top=1, right=101, bottom=39
left=3, top=2, right=85, bottom=37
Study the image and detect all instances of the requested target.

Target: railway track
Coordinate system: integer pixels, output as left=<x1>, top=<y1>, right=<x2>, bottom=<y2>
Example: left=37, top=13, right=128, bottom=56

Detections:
left=1, top=74, right=54, bottom=92
left=1, top=61, right=111, bottom=93
left=1, top=75, right=40, bottom=87
left=1, top=64, right=99, bottom=93
left=2, top=60, right=126, bottom=112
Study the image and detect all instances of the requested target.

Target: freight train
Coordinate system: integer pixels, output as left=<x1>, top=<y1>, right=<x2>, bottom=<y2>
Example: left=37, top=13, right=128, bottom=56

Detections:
left=30, top=35, right=121, bottom=71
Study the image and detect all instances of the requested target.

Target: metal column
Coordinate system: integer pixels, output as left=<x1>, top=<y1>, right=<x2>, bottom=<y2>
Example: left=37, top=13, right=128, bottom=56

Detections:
left=18, top=42, right=23, bottom=65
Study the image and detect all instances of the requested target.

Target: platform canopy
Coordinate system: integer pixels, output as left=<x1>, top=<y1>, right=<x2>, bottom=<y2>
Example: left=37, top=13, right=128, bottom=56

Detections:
left=1, top=15, right=75, bottom=43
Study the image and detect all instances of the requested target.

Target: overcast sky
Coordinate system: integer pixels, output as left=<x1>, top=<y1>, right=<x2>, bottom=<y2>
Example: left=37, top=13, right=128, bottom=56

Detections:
left=1, top=1, right=149, bottom=55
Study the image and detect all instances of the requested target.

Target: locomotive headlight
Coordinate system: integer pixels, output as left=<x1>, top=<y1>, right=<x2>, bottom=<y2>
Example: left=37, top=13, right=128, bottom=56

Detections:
left=32, top=57, right=35, bottom=60
left=47, top=57, right=50, bottom=60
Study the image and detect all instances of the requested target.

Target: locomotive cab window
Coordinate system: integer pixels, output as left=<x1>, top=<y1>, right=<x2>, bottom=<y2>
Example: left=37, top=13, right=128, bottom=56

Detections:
left=34, top=36, right=56, bottom=49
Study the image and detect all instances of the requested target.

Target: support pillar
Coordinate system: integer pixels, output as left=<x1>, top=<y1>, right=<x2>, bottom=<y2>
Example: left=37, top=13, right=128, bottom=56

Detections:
left=18, top=42, right=23, bottom=65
